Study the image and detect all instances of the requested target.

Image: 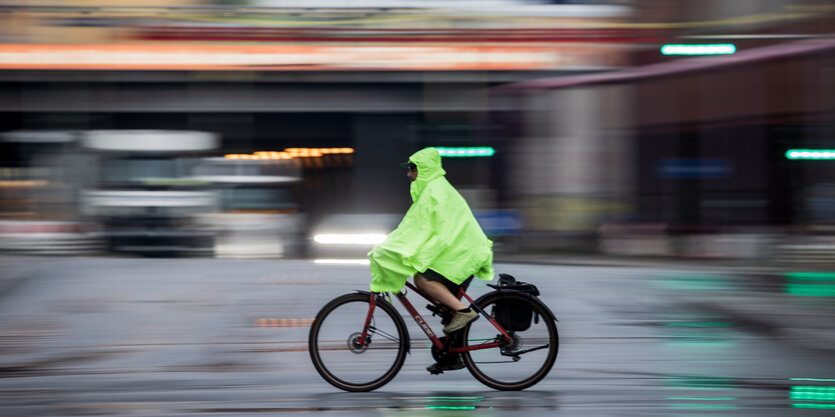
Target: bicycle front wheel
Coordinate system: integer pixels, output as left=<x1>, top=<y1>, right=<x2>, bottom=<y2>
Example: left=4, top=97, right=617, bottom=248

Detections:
left=461, top=291, right=558, bottom=390
left=308, top=292, right=408, bottom=392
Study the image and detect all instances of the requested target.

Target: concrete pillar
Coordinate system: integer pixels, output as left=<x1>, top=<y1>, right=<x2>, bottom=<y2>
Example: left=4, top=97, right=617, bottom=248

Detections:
left=511, top=85, right=633, bottom=241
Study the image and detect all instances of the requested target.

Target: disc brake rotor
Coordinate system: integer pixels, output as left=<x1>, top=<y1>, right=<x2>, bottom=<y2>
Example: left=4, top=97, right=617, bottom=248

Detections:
left=348, top=332, right=371, bottom=353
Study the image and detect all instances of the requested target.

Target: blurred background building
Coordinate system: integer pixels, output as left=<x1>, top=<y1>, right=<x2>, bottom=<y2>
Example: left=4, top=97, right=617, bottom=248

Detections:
left=0, top=0, right=833, bottom=265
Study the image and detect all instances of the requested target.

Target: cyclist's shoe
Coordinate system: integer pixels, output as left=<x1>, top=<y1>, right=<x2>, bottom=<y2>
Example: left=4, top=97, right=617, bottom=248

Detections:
left=426, top=356, right=465, bottom=374
left=442, top=308, right=478, bottom=334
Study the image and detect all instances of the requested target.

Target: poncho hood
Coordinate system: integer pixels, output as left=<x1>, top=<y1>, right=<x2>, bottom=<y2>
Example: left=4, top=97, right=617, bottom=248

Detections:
left=408, top=147, right=446, bottom=202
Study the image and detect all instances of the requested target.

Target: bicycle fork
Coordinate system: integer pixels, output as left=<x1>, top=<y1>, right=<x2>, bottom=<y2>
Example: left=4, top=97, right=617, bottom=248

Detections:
left=355, top=292, right=378, bottom=348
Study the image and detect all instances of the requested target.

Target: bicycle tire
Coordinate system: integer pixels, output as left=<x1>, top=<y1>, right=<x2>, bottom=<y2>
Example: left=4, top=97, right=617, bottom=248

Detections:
left=460, top=291, right=558, bottom=390
left=308, top=292, right=408, bottom=392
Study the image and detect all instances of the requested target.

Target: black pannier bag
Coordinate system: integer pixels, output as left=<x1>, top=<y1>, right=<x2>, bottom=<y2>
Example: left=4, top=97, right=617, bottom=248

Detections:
left=492, top=273, right=540, bottom=331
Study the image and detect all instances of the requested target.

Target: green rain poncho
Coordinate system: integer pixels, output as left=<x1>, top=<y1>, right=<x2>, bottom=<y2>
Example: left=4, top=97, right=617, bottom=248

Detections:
left=368, top=147, right=494, bottom=293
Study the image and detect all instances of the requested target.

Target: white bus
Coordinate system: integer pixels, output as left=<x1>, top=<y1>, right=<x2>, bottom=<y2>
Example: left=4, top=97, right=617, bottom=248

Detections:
left=79, top=130, right=220, bottom=257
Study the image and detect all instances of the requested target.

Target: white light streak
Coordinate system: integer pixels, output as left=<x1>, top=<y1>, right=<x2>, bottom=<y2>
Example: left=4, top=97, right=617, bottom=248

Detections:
left=661, top=44, right=736, bottom=55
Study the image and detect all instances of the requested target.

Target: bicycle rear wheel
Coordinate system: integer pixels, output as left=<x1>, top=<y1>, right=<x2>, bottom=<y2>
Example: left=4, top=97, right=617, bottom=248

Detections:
left=461, top=291, right=558, bottom=390
left=308, top=292, right=408, bottom=392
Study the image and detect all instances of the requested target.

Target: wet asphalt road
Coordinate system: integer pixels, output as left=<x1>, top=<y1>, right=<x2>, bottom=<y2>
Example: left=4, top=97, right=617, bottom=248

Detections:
left=0, top=257, right=833, bottom=416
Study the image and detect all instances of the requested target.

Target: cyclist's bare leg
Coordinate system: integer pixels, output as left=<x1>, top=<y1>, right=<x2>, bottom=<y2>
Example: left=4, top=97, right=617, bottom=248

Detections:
left=414, top=274, right=467, bottom=311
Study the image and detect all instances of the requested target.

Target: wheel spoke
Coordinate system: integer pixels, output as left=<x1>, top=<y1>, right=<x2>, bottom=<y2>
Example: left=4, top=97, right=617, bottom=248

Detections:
left=460, top=292, right=558, bottom=390
left=309, top=294, right=407, bottom=391
left=369, top=326, right=400, bottom=343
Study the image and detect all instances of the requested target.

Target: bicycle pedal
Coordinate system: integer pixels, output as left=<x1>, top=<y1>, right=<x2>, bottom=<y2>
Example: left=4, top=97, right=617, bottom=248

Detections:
left=428, top=369, right=444, bottom=375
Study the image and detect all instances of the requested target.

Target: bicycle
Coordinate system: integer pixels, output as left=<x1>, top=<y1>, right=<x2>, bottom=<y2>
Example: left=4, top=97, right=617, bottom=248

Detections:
left=308, top=274, right=559, bottom=391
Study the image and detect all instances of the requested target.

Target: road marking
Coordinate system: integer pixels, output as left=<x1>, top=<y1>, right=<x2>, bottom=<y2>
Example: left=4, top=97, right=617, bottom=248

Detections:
left=255, top=318, right=315, bottom=328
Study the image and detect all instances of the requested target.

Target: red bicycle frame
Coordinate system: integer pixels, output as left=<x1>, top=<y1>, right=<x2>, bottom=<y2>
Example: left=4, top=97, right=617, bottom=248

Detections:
left=356, top=282, right=512, bottom=354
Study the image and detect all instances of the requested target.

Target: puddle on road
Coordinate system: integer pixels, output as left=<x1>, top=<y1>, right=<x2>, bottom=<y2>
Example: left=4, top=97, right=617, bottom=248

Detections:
left=189, top=391, right=558, bottom=414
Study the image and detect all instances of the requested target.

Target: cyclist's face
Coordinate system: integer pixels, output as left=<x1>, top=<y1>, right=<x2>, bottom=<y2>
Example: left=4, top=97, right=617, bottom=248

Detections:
left=407, top=165, right=417, bottom=182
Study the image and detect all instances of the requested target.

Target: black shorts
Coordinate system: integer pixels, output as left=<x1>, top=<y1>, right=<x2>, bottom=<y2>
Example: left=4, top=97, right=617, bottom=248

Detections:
left=421, top=269, right=462, bottom=295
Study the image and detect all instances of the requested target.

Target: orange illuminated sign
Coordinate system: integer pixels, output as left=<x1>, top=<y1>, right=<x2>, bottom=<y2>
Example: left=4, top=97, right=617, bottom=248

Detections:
left=225, top=148, right=354, bottom=160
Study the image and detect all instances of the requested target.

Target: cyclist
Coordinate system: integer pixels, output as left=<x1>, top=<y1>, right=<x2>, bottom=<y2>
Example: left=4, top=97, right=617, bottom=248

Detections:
left=368, top=147, right=495, bottom=372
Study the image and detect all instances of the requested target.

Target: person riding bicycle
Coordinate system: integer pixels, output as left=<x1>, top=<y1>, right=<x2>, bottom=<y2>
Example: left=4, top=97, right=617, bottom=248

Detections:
left=368, top=147, right=495, bottom=372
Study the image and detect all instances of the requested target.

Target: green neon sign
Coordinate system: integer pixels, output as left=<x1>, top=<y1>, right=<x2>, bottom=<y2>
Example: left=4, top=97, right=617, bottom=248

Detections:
left=434, top=147, right=495, bottom=157
left=661, top=44, right=736, bottom=55
left=786, top=149, right=835, bottom=160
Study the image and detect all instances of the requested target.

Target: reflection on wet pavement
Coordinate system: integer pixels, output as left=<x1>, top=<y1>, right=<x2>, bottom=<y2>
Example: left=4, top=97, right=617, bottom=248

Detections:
left=653, top=272, right=739, bottom=292
left=791, top=379, right=835, bottom=410
left=785, top=272, right=835, bottom=297
left=657, top=312, right=737, bottom=347
left=664, top=375, right=740, bottom=411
